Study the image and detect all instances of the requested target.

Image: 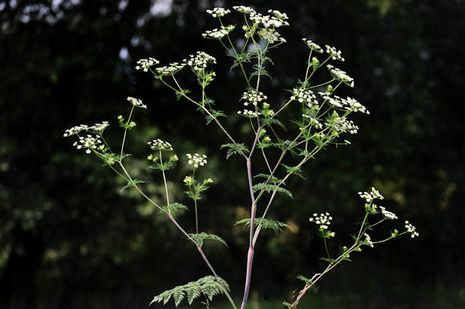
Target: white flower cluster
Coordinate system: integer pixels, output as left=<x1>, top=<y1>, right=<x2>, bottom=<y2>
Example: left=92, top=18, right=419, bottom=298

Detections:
left=202, top=25, right=235, bottom=40
left=325, top=45, right=345, bottom=61
left=309, top=212, right=333, bottom=230
left=147, top=139, right=173, bottom=151
left=268, top=9, right=289, bottom=21
left=320, top=92, right=343, bottom=108
left=233, top=6, right=254, bottom=14
left=405, top=221, right=419, bottom=238
left=90, top=121, right=110, bottom=133
left=319, top=92, right=369, bottom=115
left=155, top=62, right=186, bottom=76
left=302, top=39, right=323, bottom=53
left=237, top=109, right=259, bottom=118
left=135, top=57, right=159, bottom=72
left=257, top=28, right=286, bottom=44
left=333, top=117, right=359, bottom=135
left=73, top=134, right=105, bottom=154
left=363, top=233, right=374, bottom=247
left=64, top=122, right=110, bottom=137
left=358, top=187, right=384, bottom=203
left=127, top=96, right=147, bottom=109
left=327, top=65, right=354, bottom=87
left=64, top=124, right=89, bottom=137
left=186, top=153, right=207, bottom=168
left=345, top=97, right=370, bottom=114
left=206, top=7, right=231, bottom=18
left=380, top=206, right=398, bottom=220
left=291, top=88, right=318, bottom=106
left=186, top=51, right=216, bottom=72
left=241, top=90, right=267, bottom=106
left=249, top=10, right=289, bottom=28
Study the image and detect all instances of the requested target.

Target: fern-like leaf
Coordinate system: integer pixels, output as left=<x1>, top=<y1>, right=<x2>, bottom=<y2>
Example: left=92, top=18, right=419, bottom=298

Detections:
left=220, top=143, right=249, bottom=159
left=235, top=218, right=289, bottom=233
left=252, top=183, right=293, bottom=198
left=205, top=109, right=226, bottom=124
left=120, top=178, right=146, bottom=191
left=150, top=276, right=229, bottom=307
left=159, top=202, right=188, bottom=216
left=190, top=232, right=227, bottom=247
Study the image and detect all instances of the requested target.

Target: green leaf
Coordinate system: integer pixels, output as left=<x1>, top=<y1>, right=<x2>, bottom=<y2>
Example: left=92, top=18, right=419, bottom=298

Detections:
left=190, top=232, right=227, bottom=247
left=252, top=183, right=293, bottom=198
left=220, top=143, right=249, bottom=159
left=150, top=276, right=229, bottom=307
left=235, top=218, right=289, bottom=233
left=320, top=257, right=337, bottom=264
left=159, top=202, right=188, bottom=216
left=296, top=275, right=312, bottom=284
left=282, top=164, right=305, bottom=179
left=261, top=117, right=286, bottom=130
left=254, top=173, right=281, bottom=184
left=175, top=88, right=191, bottom=101
left=120, top=178, right=146, bottom=191
left=205, top=109, right=226, bottom=125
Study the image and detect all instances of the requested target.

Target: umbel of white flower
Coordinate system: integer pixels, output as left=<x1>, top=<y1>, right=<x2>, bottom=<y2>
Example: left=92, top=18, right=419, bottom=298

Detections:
left=405, top=221, right=420, bottom=238
left=186, top=153, right=207, bottom=168
left=148, top=139, right=173, bottom=151
left=358, top=187, right=384, bottom=203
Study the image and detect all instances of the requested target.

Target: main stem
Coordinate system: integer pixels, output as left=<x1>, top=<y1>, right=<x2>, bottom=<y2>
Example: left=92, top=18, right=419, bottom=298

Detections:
left=240, top=158, right=257, bottom=309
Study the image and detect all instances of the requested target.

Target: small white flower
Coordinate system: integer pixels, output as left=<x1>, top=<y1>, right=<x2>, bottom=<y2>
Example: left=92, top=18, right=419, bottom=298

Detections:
left=233, top=6, right=255, bottom=15
left=186, top=153, right=207, bottom=168
left=127, top=96, right=147, bottom=109
left=363, top=233, right=374, bottom=247
left=135, top=57, right=159, bottom=72
left=324, top=112, right=359, bottom=135
left=237, top=109, right=259, bottom=118
left=309, top=212, right=333, bottom=231
left=343, top=97, right=370, bottom=114
left=291, top=88, right=318, bottom=106
left=155, top=62, right=186, bottom=76
left=267, top=9, right=289, bottom=21
left=358, top=187, right=384, bottom=203
left=241, top=90, right=267, bottom=106
left=72, top=134, right=105, bottom=154
left=64, top=122, right=110, bottom=137
left=302, top=38, right=323, bottom=53
left=147, top=139, right=173, bottom=151
left=89, top=121, right=110, bottom=133
left=185, top=51, right=216, bottom=72
left=257, top=28, right=286, bottom=43
left=249, top=11, right=289, bottom=28
left=202, top=25, right=235, bottom=40
left=64, top=124, right=89, bottom=137
left=206, top=7, right=230, bottom=18
left=327, top=65, right=354, bottom=87
left=380, top=206, right=398, bottom=220
left=183, top=175, right=194, bottom=185
left=405, top=221, right=419, bottom=238
left=325, top=45, right=345, bottom=61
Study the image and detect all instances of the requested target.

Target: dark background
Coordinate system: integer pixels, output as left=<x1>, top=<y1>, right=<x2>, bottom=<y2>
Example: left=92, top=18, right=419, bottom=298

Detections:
left=1, top=0, right=464, bottom=308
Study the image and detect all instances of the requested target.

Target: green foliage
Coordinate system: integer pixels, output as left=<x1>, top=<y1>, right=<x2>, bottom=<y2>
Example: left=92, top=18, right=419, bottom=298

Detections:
left=220, top=143, right=249, bottom=159
left=235, top=218, right=289, bottom=233
left=160, top=203, right=189, bottom=217
left=150, top=276, right=230, bottom=306
left=189, top=232, right=227, bottom=247
left=120, top=178, right=146, bottom=192
left=252, top=183, right=293, bottom=198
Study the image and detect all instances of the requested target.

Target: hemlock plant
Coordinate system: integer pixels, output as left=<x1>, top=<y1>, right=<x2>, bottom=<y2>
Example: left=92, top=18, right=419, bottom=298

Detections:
left=64, top=6, right=418, bottom=309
